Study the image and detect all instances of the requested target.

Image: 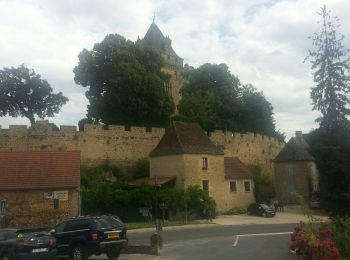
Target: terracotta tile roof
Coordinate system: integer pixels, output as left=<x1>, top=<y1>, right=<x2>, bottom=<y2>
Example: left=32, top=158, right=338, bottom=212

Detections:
left=0, top=151, right=80, bottom=190
left=150, top=121, right=224, bottom=157
left=274, top=137, right=315, bottom=162
left=224, top=157, right=254, bottom=179
left=128, top=176, right=176, bottom=188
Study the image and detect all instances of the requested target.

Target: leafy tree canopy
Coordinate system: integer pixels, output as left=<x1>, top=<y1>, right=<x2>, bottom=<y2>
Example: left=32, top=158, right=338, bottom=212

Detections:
left=0, top=64, right=68, bottom=126
left=74, top=34, right=174, bottom=127
left=306, top=5, right=350, bottom=131
left=178, top=63, right=284, bottom=141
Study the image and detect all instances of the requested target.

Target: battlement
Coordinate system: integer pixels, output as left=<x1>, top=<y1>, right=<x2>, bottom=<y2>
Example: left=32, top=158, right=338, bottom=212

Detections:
left=0, top=121, right=165, bottom=137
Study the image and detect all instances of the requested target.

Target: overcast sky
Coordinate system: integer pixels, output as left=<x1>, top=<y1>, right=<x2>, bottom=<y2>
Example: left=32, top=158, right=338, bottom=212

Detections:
left=1, top=0, right=350, bottom=140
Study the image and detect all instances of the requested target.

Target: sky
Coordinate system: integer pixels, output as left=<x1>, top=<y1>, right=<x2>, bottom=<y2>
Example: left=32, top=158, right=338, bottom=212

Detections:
left=0, top=0, right=350, bottom=140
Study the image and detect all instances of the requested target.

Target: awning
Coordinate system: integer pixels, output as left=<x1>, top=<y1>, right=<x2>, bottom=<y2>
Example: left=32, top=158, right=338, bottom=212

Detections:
left=128, top=176, right=176, bottom=188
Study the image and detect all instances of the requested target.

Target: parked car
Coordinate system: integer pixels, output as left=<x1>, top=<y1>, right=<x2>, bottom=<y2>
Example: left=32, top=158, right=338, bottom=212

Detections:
left=0, top=228, right=57, bottom=260
left=247, top=203, right=276, bottom=217
left=0, top=229, right=16, bottom=260
left=53, top=215, right=128, bottom=260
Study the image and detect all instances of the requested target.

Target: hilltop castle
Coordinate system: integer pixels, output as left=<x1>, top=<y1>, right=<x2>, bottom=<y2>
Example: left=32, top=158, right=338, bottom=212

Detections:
left=138, top=21, right=189, bottom=112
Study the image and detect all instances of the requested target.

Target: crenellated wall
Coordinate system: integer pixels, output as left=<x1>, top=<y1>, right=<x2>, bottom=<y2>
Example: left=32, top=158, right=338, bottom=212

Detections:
left=0, top=121, right=284, bottom=176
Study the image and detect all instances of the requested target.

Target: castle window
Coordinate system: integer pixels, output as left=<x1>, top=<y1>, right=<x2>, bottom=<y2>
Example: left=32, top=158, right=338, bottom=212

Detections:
left=0, top=200, right=6, bottom=214
left=230, top=181, right=237, bottom=192
left=175, top=70, right=178, bottom=80
left=202, top=180, right=209, bottom=191
left=244, top=181, right=251, bottom=192
left=202, top=157, right=208, bottom=170
left=167, top=55, right=170, bottom=60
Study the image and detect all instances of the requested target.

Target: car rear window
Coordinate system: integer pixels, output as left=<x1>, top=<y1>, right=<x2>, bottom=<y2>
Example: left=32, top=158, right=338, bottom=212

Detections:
left=95, top=216, right=123, bottom=229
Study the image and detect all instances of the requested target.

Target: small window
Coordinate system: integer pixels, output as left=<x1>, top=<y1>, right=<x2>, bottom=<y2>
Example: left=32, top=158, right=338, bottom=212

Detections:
left=202, top=157, right=208, bottom=170
left=230, top=181, right=237, bottom=192
left=202, top=180, right=209, bottom=191
left=286, top=165, right=293, bottom=177
left=244, top=181, right=251, bottom=192
left=0, top=200, right=6, bottom=214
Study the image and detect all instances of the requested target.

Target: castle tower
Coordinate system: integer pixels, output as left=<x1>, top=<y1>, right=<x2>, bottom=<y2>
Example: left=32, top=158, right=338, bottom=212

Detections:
left=139, top=21, right=184, bottom=113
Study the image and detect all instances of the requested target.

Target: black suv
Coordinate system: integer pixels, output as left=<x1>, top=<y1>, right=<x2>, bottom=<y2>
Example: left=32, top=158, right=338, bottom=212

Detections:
left=53, top=215, right=127, bottom=260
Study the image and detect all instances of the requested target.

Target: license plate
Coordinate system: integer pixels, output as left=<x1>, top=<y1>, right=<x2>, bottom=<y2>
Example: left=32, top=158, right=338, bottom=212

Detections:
left=107, top=232, right=119, bottom=239
left=32, top=248, right=48, bottom=253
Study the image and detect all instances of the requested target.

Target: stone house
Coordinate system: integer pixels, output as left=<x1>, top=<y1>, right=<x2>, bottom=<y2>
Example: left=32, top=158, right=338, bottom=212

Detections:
left=149, top=121, right=255, bottom=213
left=0, top=150, right=80, bottom=227
left=274, top=131, right=319, bottom=203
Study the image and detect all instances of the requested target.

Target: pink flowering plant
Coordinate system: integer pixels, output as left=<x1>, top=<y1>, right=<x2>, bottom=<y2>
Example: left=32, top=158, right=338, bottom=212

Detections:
left=290, top=221, right=341, bottom=260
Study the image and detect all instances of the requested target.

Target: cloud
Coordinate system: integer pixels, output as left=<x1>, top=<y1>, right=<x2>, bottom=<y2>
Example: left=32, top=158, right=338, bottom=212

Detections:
left=0, top=0, right=349, bottom=140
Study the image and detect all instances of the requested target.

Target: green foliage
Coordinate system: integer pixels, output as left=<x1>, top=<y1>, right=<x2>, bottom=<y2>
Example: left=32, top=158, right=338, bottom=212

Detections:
left=131, top=158, right=150, bottom=179
left=306, top=6, right=350, bottom=131
left=78, top=118, right=93, bottom=132
left=0, top=64, right=68, bottom=125
left=331, top=218, right=350, bottom=259
left=308, top=128, right=350, bottom=217
left=74, top=34, right=174, bottom=127
left=250, top=164, right=276, bottom=203
left=224, top=207, right=247, bottom=215
left=178, top=63, right=284, bottom=140
left=179, top=63, right=241, bottom=132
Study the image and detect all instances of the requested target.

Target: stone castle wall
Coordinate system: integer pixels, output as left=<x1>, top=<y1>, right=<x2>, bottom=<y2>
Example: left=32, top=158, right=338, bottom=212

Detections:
left=0, top=121, right=284, bottom=176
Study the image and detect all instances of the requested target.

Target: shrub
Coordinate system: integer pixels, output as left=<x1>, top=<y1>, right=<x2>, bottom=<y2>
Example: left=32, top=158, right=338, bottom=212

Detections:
left=331, top=218, right=350, bottom=259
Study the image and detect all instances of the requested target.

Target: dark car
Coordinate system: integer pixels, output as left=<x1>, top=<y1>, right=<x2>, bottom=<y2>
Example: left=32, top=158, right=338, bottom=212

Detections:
left=0, top=229, right=16, bottom=260
left=247, top=203, right=276, bottom=217
left=15, top=228, right=57, bottom=260
left=53, top=215, right=127, bottom=260
left=0, top=228, right=57, bottom=260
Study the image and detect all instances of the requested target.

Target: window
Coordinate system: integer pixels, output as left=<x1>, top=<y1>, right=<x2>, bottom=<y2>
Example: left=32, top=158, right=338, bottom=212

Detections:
left=230, top=181, right=237, bottom=192
left=202, top=157, right=208, bottom=170
left=0, top=200, right=6, bottom=214
left=287, top=183, right=295, bottom=193
left=202, top=180, right=209, bottom=191
left=286, top=165, right=293, bottom=177
left=244, top=181, right=251, bottom=192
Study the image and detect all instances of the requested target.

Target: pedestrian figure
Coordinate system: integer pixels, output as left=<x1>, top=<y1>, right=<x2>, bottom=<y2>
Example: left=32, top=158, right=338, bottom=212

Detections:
left=278, top=200, right=284, bottom=212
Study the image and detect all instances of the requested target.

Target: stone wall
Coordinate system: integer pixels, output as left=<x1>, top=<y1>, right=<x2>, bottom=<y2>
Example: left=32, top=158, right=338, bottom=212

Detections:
left=0, top=121, right=284, bottom=176
left=0, top=188, right=79, bottom=227
left=210, top=130, right=284, bottom=177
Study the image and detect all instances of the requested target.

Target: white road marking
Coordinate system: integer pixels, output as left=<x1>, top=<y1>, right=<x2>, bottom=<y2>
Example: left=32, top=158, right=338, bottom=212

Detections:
left=233, top=232, right=292, bottom=247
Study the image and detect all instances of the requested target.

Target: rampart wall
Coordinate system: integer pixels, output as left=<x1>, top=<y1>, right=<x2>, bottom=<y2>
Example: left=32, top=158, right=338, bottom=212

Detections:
left=0, top=121, right=284, bottom=177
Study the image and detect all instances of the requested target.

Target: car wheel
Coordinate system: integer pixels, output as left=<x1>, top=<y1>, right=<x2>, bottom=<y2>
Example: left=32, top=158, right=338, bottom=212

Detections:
left=71, top=244, right=88, bottom=260
left=107, top=248, right=121, bottom=260
left=262, top=213, right=267, bottom=217
left=1, top=254, right=10, bottom=260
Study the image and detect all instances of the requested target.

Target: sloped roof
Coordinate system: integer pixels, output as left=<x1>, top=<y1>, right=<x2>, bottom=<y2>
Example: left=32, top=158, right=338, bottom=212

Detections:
left=0, top=151, right=80, bottom=190
left=150, top=121, right=224, bottom=157
left=142, top=22, right=179, bottom=57
left=274, top=137, right=315, bottom=162
left=224, top=157, right=254, bottom=179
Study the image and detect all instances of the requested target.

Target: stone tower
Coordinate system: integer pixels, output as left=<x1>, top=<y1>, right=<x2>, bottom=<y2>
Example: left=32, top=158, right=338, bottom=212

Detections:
left=139, top=21, right=184, bottom=113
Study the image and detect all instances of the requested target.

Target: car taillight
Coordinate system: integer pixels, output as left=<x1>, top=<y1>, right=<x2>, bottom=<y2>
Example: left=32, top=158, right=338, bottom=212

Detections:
left=90, top=230, right=98, bottom=240
left=48, top=237, right=56, bottom=246
left=16, top=241, right=30, bottom=247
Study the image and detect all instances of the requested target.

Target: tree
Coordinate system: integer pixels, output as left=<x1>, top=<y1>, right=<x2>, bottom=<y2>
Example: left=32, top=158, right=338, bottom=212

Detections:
left=178, top=63, right=241, bottom=132
left=0, top=64, right=68, bottom=126
left=306, top=5, right=350, bottom=131
left=74, top=34, right=174, bottom=127
left=239, top=84, right=283, bottom=140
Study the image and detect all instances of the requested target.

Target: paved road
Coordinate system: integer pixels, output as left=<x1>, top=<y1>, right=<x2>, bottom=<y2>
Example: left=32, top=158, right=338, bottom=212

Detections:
left=90, top=223, right=297, bottom=260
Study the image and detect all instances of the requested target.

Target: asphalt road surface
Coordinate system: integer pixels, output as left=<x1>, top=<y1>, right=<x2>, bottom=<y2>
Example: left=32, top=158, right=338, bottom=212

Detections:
left=90, top=223, right=298, bottom=260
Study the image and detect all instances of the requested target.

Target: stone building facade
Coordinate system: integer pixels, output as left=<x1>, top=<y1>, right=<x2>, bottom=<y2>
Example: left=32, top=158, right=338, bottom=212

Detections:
left=274, top=131, right=319, bottom=202
left=0, top=150, right=80, bottom=227
left=149, top=122, right=255, bottom=213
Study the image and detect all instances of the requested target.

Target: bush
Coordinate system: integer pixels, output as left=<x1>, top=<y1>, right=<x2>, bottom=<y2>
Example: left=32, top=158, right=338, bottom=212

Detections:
left=331, top=218, right=350, bottom=259
left=224, top=207, right=247, bottom=215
